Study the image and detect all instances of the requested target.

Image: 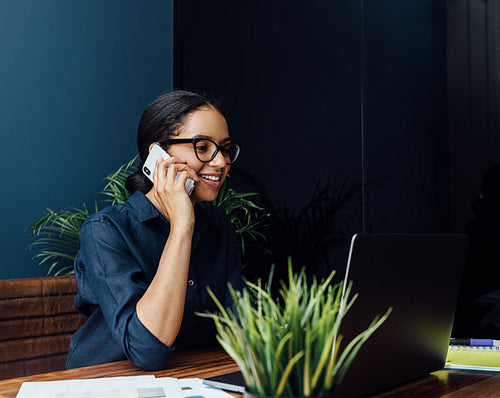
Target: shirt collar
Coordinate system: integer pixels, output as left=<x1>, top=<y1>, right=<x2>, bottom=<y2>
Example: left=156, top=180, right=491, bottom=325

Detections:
left=128, top=191, right=161, bottom=223
left=128, top=191, right=217, bottom=233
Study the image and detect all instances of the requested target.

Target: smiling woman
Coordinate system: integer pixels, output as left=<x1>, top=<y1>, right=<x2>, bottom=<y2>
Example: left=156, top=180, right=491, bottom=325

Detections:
left=65, top=90, right=245, bottom=371
left=148, top=106, right=239, bottom=204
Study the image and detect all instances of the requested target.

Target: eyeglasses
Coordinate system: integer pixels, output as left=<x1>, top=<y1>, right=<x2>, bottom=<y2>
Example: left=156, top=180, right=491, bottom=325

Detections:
left=163, top=138, right=241, bottom=164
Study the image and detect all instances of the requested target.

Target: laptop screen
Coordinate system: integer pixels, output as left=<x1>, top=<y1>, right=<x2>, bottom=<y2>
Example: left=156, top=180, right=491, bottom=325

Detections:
left=336, top=234, right=468, bottom=398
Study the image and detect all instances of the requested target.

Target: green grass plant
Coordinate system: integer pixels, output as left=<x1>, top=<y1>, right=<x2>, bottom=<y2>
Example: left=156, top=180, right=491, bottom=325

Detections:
left=201, top=260, right=391, bottom=397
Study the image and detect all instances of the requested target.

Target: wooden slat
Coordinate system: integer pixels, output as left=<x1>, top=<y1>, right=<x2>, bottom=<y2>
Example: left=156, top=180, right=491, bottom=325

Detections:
left=0, top=276, right=80, bottom=321
left=41, top=276, right=78, bottom=296
left=0, top=318, right=43, bottom=342
left=0, top=279, right=43, bottom=300
left=24, top=355, right=68, bottom=380
left=0, top=335, right=72, bottom=363
left=0, top=298, right=44, bottom=320
left=43, top=295, right=78, bottom=316
left=0, top=276, right=77, bottom=300
left=0, top=295, right=78, bottom=321
left=43, top=313, right=86, bottom=335
left=0, top=314, right=86, bottom=342
left=0, top=363, right=23, bottom=381
left=0, top=354, right=67, bottom=380
left=0, top=276, right=87, bottom=380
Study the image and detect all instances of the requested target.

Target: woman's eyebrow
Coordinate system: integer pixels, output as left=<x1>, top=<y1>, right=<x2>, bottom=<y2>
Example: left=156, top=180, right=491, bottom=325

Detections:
left=194, top=134, right=232, bottom=144
left=193, top=134, right=212, bottom=140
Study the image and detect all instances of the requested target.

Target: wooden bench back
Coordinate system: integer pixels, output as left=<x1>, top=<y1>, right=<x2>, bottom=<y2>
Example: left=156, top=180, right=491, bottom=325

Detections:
left=0, top=275, right=87, bottom=380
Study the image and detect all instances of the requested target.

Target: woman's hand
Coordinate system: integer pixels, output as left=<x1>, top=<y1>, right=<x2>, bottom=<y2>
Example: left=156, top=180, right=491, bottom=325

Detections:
left=147, top=156, right=199, bottom=228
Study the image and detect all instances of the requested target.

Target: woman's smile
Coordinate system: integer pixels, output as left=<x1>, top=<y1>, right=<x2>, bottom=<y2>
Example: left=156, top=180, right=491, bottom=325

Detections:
left=198, top=173, right=223, bottom=188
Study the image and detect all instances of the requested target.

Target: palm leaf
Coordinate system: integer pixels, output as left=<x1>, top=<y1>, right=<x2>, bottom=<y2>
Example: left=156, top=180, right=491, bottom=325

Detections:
left=100, top=156, right=139, bottom=205
left=28, top=157, right=264, bottom=276
left=27, top=205, right=91, bottom=275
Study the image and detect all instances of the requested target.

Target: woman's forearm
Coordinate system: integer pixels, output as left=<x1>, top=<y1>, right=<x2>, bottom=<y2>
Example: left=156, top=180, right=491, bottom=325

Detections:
left=136, top=223, right=194, bottom=346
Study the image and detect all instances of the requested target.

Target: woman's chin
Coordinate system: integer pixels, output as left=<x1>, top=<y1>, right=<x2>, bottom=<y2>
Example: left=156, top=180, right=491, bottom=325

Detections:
left=191, top=190, right=219, bottom=204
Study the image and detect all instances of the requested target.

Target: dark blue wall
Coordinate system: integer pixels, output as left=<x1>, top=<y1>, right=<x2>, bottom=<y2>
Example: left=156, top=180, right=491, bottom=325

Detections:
left=0, top=1, right=173, bottom=279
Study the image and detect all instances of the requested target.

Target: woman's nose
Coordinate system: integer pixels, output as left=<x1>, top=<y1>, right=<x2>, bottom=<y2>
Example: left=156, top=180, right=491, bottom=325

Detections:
left=209, top=150, right=227, bottom=167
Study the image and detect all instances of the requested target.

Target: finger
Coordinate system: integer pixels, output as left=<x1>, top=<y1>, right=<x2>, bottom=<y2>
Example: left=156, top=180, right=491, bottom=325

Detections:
left=164, top=164, right=194, bottom=182
left=163, top=166, right=199, bottom=195
left=152, top=156, right=169, bottom=185
left=164, top=163, right=189, bottom=191
left=156, top=155, right=176, bottom=170
left=165, top=160, right=179, bottom=184
left=169, top=164, right=200, bottom=182
left=175, top=170, right=200, bottom=187
left=164, top=156, right=187, bottom=165
left=154, top=156, right=182, bottom=185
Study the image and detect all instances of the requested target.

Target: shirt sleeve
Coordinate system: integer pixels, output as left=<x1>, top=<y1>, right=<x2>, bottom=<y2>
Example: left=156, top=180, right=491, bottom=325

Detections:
left=77, top=217, right=174, bottom=370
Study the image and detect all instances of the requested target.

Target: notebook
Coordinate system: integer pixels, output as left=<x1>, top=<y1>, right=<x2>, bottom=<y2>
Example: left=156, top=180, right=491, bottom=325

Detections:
left=446, top=345, right=500, bottom=369
left=335, top=233, right=468, bottom=397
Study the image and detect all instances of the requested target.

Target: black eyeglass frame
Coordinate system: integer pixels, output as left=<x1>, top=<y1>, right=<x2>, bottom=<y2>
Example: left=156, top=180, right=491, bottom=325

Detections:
left=163, top=138, right=241, bottom=164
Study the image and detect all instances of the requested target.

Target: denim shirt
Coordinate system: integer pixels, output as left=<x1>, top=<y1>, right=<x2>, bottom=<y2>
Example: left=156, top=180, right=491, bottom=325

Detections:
left=66, top=191, right=244, bottom=370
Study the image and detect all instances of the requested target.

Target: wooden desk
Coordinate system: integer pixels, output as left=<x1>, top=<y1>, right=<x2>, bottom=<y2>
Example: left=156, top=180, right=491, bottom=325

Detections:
left=1, top=347, right=500, bottom=398
left=0, top=347, right=239, bottom=398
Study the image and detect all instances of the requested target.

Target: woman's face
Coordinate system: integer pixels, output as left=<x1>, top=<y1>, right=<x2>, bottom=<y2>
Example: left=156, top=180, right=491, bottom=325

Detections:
left=167, top=106, right=232, bottom=203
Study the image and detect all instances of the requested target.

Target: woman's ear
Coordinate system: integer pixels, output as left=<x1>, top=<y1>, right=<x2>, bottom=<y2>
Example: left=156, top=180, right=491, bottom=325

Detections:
left=148, top=142, right=160, bottom=153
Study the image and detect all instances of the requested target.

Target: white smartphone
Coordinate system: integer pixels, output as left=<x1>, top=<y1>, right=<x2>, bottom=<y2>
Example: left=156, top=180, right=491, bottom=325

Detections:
left=142, top=144, right=195, bottom=195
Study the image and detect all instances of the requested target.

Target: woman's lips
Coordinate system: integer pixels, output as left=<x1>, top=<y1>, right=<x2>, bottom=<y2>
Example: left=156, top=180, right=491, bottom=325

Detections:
left=199, top=174, right=222, bottom=188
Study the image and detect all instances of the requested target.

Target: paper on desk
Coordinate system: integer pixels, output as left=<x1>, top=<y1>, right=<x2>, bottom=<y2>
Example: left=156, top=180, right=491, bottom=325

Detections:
left=444, top=363, right=500, bottom=372
left=16, top=375, right=183, bottom=398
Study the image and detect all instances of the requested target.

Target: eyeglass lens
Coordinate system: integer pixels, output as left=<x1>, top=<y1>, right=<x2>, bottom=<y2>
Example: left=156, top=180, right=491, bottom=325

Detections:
left=195, top=140, right=239, bottom=163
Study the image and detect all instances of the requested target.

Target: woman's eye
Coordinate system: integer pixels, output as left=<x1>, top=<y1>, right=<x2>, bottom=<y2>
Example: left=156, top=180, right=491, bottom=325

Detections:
left=221, top=144, right=234, bottom=154
left=196, top=144, right=209, bottom=153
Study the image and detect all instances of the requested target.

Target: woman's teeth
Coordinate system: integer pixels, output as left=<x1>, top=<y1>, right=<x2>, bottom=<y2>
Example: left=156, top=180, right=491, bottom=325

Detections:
left=201, top=175, right=221, bottom=182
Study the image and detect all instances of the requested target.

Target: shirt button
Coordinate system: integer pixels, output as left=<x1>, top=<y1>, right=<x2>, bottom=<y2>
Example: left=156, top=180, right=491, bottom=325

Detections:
left=187, top=279, right=195, bottom=287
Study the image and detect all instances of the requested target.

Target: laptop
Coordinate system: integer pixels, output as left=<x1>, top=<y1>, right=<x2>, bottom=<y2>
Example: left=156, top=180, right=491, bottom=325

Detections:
left=203, top=234, right=468, bottom=397
left=336, top=233, right=468, bottom=397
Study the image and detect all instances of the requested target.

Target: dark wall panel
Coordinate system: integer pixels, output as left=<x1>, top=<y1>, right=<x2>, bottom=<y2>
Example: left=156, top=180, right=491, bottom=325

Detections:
left=447, top=0, right=500, bottom=233
left=176, top=1, right=363, bottom=212
left=176, top=0, right=449, bottom=237
left=364, top=0, right=449, bottom=233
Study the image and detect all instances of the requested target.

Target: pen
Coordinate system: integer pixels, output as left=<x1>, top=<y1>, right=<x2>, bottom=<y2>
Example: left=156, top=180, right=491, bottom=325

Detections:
left=450, top=338, right=500, bottom=347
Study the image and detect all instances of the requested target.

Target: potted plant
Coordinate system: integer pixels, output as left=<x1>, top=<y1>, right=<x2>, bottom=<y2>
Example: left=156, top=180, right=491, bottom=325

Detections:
left=27, top=157, right=266, bottom=276
left=201, top=260, right=391, bottom=397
